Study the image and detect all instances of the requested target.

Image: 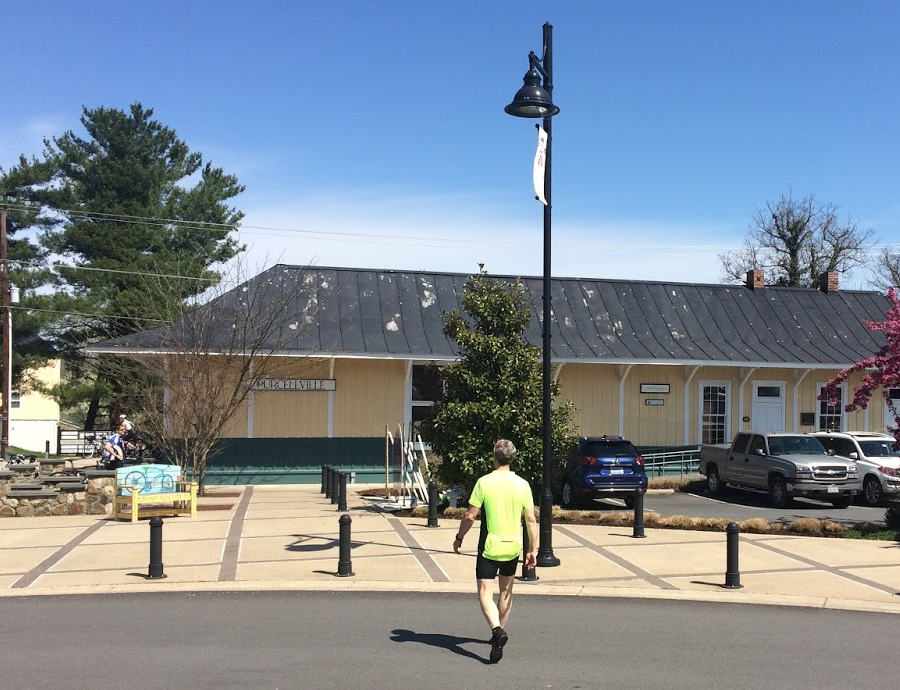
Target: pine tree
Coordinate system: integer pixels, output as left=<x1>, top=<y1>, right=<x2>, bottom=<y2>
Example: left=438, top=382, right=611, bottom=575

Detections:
left=39, top=103, right=244, bottom=342
left=4, top=103, right=245, bottom=424
left=1, top=156, right=62, bottom=390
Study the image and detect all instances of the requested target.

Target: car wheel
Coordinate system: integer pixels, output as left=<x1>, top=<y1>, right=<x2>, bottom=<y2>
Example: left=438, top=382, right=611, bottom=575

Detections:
left=769, top=476, right=789, bottom=508
left=560, top=479, right=580, bottom=510
left=707, top=466, right=722, bottom=495
left=623, top=495, right=636, bottom=509
left=862, top=476, right=882, bottom=507
left=830, top=495, right=853, bottom=509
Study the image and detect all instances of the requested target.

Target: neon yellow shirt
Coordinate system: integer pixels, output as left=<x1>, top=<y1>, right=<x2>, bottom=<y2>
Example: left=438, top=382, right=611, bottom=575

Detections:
left=468, top=470, right=534, bottom=561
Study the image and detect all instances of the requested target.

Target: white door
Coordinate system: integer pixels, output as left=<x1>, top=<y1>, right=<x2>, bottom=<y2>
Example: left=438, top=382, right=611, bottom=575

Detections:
left=752, top=382, right=785, bottom=433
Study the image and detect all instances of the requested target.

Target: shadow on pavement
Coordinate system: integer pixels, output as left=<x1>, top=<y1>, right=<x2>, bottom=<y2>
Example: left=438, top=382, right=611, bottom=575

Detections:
left=390, top=628, right=490, bottom=664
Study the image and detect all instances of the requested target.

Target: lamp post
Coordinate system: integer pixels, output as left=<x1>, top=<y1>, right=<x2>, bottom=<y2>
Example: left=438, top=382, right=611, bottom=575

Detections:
left=1, top=205, right=9, bottom=460
left=505, top=22, right=560, bottom=567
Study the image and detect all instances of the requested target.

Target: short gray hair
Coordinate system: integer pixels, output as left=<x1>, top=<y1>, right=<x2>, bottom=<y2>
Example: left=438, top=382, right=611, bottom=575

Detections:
left=493, top=439, right=516, bottom=466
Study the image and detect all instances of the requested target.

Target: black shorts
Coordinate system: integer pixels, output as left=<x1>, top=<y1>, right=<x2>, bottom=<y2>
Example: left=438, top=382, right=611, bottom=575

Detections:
left=475, top=553, right=519, bottom=579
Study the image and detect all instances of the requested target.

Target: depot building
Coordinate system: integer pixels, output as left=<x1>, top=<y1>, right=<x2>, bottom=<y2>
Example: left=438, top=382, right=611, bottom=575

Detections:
left=88, top=265, right=894, bottom=483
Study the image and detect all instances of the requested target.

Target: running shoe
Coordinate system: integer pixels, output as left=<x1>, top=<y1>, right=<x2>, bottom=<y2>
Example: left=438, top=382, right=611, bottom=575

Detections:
left=489, top=626, right=508, bottom=663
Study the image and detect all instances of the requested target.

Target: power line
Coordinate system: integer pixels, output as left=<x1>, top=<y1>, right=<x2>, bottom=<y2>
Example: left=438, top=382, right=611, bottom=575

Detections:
left=0, top=200, right=737, bottom=252
left=4, top=200, right=899, bottom=256
left=8, top=259, right=218, bottom=282
left=10, top=304, right=173, bottom=324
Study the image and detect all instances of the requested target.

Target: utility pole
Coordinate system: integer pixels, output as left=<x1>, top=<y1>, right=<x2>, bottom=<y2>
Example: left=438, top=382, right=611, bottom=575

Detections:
left=1, top=204, right=9, bottom=460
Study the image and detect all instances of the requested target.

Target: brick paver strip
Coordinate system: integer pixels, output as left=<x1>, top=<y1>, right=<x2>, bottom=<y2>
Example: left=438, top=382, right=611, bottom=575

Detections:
left=218, top=486, right=253, bottom=581
left=555, top=525, right=678, bottom=590
left=749, top=538, right=900, bottom=597
left=385, top=516, right=450, bottom=582
left=11, top=519, right=108, bottom=589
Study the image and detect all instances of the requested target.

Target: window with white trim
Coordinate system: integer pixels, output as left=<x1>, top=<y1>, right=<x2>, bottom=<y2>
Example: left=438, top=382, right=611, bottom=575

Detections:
left=411, top=364, right=442, bottom=441
left=10, top=391, right=21, bottom=409
left=699, top=381, right=730, bottom=444
left=817, top=382, right=845, bottom=431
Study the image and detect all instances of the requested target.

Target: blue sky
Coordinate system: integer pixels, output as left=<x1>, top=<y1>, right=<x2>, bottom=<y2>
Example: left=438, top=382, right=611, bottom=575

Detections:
left=3, top=0, right=899, bottom=286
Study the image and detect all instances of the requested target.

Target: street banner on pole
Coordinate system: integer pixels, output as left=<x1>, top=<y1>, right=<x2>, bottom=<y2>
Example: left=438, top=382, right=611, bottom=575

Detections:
left=533, top=126, right=548, bottom=205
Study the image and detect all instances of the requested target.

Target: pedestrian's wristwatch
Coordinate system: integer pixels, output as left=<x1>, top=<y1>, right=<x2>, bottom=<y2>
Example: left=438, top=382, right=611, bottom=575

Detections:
left=454, top=534, right=463, bottom=542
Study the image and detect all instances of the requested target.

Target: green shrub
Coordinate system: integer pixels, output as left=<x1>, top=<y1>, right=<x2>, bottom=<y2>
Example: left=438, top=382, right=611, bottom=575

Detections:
left=885, top=502, right=900, bottom=531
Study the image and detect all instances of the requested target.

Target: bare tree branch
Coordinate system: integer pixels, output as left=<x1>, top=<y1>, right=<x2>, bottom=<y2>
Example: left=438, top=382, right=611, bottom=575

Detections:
left=93, top=260, right=316, bottom=494
left=872, top=246, right=900, bottom=291
left=719, top=191, right=875, bottom=287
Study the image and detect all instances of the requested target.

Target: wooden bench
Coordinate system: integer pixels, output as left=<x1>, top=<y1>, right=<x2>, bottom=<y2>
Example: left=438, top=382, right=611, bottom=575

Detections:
left=113, top=464, right=197, bottom=523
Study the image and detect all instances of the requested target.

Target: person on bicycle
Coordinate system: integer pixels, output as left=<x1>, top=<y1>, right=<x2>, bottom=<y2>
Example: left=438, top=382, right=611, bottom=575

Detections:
left=118, top=414, right=137, bottom=443
left=102, top=424, right=126, bottom=469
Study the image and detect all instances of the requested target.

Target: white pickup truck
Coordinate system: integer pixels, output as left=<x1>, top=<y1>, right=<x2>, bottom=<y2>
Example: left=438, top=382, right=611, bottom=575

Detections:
left=699, top=432, right=860, bottom=508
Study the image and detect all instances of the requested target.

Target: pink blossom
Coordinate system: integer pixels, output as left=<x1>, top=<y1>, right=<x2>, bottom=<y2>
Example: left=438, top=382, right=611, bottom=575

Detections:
left=820, top=288, right=900, bottom=447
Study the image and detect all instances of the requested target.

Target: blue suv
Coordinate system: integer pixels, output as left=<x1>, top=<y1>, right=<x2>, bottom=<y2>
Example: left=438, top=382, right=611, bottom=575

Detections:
left=557, top=436, right=648, bottom=509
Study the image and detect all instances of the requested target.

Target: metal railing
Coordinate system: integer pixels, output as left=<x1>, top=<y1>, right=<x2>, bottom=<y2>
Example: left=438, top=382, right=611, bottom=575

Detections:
left=641, top=447, right=701, bottom=477
left=57, top=429, right=112, bottom=457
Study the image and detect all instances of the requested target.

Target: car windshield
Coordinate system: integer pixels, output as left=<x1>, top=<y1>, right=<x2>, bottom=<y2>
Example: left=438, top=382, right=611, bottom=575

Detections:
left=768, top=436, right=827, bottom=456
left=583, top=441, right=638, bottom=458
left=858, top=440, right=900, bottom=457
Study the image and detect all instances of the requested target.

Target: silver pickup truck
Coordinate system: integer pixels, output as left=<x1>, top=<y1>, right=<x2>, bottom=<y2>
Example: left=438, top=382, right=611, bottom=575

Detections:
left=699, top=432, right=860, bottom=508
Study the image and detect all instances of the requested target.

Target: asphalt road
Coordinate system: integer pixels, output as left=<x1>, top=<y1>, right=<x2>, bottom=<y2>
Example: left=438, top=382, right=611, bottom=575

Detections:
left=1, top=591, right=894, bottom=690
left=587, top=489, right=886, bottom=526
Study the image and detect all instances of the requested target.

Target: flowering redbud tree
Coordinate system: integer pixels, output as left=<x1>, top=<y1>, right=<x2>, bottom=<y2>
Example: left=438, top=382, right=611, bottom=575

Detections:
left=820, top=288, right=900, bottom=446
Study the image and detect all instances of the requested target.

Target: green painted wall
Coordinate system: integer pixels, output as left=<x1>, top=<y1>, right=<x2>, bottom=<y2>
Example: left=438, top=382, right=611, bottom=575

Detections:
left=202, top=437, right=398, bottom=485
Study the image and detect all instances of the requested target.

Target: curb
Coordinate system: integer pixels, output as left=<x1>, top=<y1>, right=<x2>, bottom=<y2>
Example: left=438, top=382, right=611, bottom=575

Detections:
left=1, top=579, right=899, bottom=615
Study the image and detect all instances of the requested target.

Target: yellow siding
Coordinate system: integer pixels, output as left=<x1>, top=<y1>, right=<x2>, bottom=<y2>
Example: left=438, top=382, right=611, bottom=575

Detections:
left=558, top=364, right=884, bottom=447
left=333, top=359, right=405, bottom=437
left=624, top=366, right=684, bottom=446
left=169, top=353, right=891, bottom=445
left=10, top=359, right=61, bottom=421
left=557, top=364, right=618, bottom=438
left=252, top=358, right=331, bottom=437
left=221, top=398, right=249, bottom=437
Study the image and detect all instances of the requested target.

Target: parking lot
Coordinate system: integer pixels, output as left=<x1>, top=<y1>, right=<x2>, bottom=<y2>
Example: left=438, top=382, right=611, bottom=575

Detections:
left=581, top=488, right=887, bottom=526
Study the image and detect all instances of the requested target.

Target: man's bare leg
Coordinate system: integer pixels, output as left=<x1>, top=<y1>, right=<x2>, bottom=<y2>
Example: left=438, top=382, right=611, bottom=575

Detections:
left=497, top=574, right=515, bottom=628
left=477, top=578, right=500, bottom=630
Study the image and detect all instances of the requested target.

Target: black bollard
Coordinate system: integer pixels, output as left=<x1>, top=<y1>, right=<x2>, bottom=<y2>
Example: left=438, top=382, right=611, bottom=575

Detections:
left=724, top=522, right=743, bottom=589
left=520, top=520, right=538, bottom=581
left=330, top=468, right=340, bottom=504
left=325, top=466, right=333, bottom=499
left=427, top=480, right=439, bottom=527
left=337, top=514, right=355, bottom=577
left=148, top=516, right=166, bottom=579
left=632, top=489, right=646, bottom=538
left=321, top=465, right=327, bottom=494
left=337, top=472, right=348, bottom=512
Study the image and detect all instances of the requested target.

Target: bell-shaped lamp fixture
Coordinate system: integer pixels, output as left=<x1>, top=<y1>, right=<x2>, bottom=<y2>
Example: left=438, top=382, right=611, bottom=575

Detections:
left=504, top=67, right=559, bottom=118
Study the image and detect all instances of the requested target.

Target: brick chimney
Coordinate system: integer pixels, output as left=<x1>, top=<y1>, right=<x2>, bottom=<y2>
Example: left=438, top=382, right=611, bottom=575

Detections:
left=818, top=271, right=838, bottom=293
left=746, top=269, right=765, bottom=290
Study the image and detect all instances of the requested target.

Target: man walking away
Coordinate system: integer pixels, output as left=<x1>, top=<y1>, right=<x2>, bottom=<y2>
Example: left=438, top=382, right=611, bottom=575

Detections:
left=453, top=439, right=538, bottom=663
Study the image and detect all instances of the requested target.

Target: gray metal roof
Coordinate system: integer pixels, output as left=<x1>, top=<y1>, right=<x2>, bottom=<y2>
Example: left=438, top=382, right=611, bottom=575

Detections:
left=88, top=264, right=890, bottom=368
